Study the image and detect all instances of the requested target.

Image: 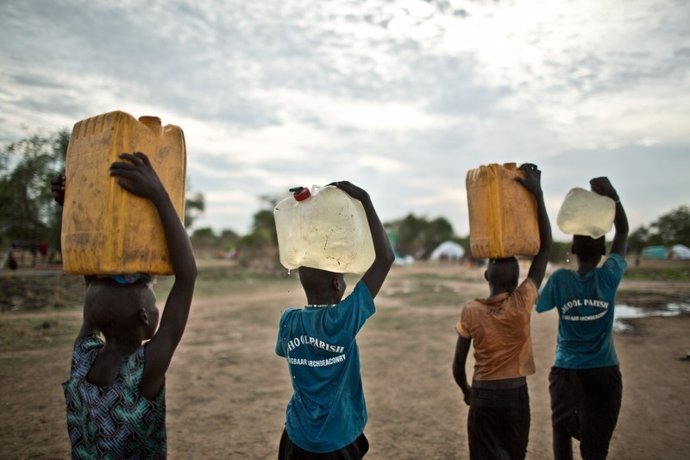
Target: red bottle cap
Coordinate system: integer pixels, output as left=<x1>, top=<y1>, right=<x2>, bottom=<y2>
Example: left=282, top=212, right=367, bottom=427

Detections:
left=290, top=187, right=311, bottom=201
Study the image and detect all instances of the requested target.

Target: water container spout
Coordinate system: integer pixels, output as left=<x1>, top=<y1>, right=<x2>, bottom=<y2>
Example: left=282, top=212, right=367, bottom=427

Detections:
left=289, top=186, right=311, bottom=201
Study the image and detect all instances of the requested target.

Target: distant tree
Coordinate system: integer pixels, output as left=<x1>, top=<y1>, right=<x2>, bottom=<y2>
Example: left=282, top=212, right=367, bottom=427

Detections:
left=191, top=227, right=216, bottom=241
left=387, top=213, right=454, bottom=259
left=220, top=229, right=239, bottom=241
left=219, top=229, right=240, bottom=254
left=649, top=206, right=690, bottom=246
left=394, top=214, right=427, bottom=257
left=627, top=205, right=690, bottom=253
left=233, top=195, right=281, bottom=270
left=426, top=217, right=454, bottom=250
left=240, top=195, right=279, bottom=248
left=549, top=241, right=575, bottom=264
left=184, top=184, right=205, bottom=229
left=241, top=209, right=277, bottom=248
left=628, top=226, right=651, bottom=254
left=0, top=131, right=68, bottom=249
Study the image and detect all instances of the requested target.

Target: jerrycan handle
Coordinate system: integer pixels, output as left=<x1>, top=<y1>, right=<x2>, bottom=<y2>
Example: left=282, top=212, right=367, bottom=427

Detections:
left=289, top=186, right=311, bottom=201
left=138, top=116, right=163, bottom=135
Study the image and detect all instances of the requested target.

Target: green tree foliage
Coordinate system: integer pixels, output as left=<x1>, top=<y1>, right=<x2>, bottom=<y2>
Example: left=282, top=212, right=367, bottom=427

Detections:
left=184, top=187, right=205, bottom=229
left=628, top=205, right=690, bottom=253
left=627, top=226, right=651, bottom=254
left=649, top=206, right=690, bottom=246
left=189, top=227, right=240, bottom=258
left=0, top=131, right=68, bottom=248
left=236, top=195, right=281, bottom=269
left=240, top=195, right=279, bottom=248
left=191, top=227, right=216, bottom=243
left=386, top=213, right=454, bottom=259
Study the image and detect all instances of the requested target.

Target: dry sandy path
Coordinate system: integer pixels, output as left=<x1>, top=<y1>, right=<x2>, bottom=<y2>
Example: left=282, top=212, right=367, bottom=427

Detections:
left=1, top=263, right=689, bottom=459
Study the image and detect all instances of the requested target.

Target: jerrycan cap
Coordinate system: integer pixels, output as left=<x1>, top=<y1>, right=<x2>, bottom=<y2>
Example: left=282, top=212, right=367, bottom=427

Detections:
left=289, top=186, right=311, bottom=201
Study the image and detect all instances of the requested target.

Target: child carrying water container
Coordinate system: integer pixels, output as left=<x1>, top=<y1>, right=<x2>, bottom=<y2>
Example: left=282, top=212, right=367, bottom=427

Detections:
left=536, top=177, right=629, bottom=460
left=453, top=163, right=552, bottom=460
left=53, top=152, right=196, bottom=459
left=274, top=181, right=394, bottom=459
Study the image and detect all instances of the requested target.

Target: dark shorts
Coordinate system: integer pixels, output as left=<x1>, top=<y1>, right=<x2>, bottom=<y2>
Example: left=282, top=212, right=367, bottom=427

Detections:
left=467, top=384, right=530, bottom=460
left=278, top=429, right=369, bottom=460
left=549, top=366, right=622, bottom=459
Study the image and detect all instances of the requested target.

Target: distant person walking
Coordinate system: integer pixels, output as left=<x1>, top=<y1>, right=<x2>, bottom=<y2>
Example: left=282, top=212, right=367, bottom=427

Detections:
left=4, top=246, right=18, bottom=270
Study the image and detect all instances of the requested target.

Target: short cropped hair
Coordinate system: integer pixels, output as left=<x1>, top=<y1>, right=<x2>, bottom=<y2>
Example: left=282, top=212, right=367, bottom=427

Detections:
left=572, top=235, right=606, bottom=257
left=486, top=257, right=519, bottom=287
left=84, top=278, right=156, bottom=336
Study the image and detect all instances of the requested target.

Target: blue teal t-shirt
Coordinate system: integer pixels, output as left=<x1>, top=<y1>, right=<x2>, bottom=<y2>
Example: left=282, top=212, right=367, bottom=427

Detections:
left=536, top=253, right=627, bottom=369
left=275, top=280, right=375, bottom=453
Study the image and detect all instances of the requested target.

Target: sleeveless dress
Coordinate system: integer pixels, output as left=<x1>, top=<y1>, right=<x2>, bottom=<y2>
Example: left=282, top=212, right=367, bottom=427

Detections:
left=63, top=334, right=166, bottom=459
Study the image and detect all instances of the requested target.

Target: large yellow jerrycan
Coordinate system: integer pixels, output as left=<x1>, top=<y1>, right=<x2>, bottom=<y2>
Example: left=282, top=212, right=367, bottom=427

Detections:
left=465, top=163, right=540, bottom=259
left=273, top=185, right=375, bottom=274
left=61, top=111, right=186, bottom=275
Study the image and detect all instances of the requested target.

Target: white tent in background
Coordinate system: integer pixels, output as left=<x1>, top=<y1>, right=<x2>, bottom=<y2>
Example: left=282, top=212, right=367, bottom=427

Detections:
left=430, top=241, right=465, bottom=261
left=668, top=244, right=690, bottom=260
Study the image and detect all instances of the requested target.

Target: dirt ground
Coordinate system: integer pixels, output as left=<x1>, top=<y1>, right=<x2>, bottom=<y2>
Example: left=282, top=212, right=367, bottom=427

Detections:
left=1, top=261, right=689, bottom=459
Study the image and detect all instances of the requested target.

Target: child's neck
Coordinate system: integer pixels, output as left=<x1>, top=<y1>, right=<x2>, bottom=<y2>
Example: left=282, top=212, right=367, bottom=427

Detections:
left=103, top=335, right=143, bottom=356
left=576, top=257, right=600, bottom=276
left=489, top=285, right=514, bottom=297
left=305, top=293, right=338, bottom=306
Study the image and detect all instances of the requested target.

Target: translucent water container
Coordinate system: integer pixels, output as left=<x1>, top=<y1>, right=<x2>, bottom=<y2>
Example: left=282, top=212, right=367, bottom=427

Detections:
left=466, top=163, right=540, bottom=259
left=557, top=187, right=615, bottom=239
left=273, top=185, right=375, bottom=273
left=61, top=111, right=186, bottom=275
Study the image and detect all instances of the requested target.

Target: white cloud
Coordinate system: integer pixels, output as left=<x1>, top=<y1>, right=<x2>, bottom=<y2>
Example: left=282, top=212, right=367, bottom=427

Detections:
left=180, top=117, right=329, bottom=164
left=250, top=88, right=455, bottom=133
left=1, top=0, right=689, bottom=238
left=356, top=155, right=408, bottom=174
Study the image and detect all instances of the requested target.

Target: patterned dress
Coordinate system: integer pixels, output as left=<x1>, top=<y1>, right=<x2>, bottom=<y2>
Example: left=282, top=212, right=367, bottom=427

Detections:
left=63, top=334, right=166, bottom=459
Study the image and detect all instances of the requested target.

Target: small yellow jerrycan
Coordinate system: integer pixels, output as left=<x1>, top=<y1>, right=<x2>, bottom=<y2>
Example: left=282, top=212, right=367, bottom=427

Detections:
left=273, top=185, right=375, bottom=273
left=465, top=163, right=540, bottom=259
left=61, top=111, right=186, bottom=275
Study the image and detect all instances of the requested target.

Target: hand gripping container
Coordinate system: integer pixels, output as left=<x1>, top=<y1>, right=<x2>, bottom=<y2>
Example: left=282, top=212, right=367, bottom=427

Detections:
left=273, top=185, right=375, bottom=273
left=61, top=111, right=186, bottom=275
left=466, top=163, right=540, bottom=259
left=557, top=187, right=615, bottom=239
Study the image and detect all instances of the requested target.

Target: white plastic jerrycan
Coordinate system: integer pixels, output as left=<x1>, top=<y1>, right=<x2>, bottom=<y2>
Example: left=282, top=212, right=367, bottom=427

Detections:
left=273, top=185, right=375, bottom=273
left=557, top=187, right=616, bottom=238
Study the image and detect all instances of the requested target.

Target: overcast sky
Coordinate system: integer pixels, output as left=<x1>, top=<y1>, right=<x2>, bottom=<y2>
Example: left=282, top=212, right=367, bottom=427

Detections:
left=1, top=0, right=689, bottom=241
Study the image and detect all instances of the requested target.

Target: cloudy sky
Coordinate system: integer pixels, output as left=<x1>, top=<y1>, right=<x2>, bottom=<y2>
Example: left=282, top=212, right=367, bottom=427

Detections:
left=1, top=0, right=689, bottom=241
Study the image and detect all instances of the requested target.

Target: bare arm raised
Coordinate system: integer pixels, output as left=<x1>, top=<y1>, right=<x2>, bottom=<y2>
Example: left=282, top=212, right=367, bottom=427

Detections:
left=590, top=177, right=628, bottom=257
left=515, top=163, right=552, bottom=289
left=109, top=152, right=197, bottom=399
left=332, top=181, right=395, bottom=298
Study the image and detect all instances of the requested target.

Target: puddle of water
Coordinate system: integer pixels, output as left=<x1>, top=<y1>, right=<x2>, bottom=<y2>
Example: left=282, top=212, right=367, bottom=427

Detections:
left=614, top=303, right=690, bottom=333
